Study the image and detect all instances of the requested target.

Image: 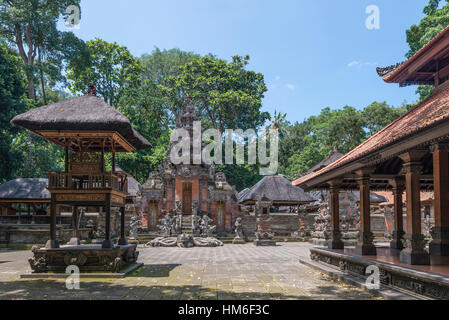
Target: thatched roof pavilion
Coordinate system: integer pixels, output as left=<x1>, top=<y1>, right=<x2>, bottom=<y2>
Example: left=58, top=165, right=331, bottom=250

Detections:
left=0, top=178, right=50, bottom=201
left=10, top=87, right=151, bottom=152
left=239, top=176, right=317, bottom=205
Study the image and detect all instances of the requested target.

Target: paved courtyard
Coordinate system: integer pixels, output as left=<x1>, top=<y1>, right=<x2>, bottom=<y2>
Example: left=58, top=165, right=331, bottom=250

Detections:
left=0, top=243, right=382, bottom=300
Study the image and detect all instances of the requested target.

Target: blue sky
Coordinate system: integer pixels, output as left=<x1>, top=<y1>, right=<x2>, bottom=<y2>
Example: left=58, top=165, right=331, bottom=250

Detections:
left=67, top=0, right=430, bottom=123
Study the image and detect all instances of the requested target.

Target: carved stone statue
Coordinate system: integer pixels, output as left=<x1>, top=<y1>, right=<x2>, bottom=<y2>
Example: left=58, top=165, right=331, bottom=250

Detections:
left=173, top=214, right=182, bottom=235
left=234, top=217, right=244, bottom=239
left=129, top=215, right=141, bottom=240
left=200, top=214, right=216, bottom=236
left=157, top=211, right=173, bottom=236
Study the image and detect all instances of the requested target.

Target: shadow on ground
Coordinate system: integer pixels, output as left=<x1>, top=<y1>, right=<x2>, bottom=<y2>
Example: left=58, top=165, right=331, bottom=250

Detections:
left=128, top=264, right=181, bottom=278
left=0, top=279, right=376, bottom=300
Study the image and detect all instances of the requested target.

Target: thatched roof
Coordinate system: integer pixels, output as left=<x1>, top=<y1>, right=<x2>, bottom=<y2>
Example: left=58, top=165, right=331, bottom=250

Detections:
left=115, top=167, right=141, bottom=197
left=10, top=94, right=151, bottom=151
left=239, top=176, right=317, bottom=204
left=237, top=188, right=250, bottom=202
left=0, top=178, right=50, bottom=200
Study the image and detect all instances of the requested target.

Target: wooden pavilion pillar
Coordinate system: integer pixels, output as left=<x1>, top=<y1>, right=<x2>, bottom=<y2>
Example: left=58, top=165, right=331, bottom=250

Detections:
left=399, top=150, right=430, bottom=265
left=118, top=206, right=128, bottom=245
left=68, top=206, right=80, bottom=245
left=102, top=194, right=114, bottom=248
left=45, top=194, right=59, bottom=249
left=430, top=143, right=449, bottom=256
left=390, top=177, right=405, bottom=250
left=328, top=180, right=344, bottom=250
left=356, top=169, right=376, bottom=256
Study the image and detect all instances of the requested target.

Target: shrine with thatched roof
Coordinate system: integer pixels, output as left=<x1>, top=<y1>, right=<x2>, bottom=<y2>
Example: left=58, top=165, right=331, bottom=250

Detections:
left=10, top=85, right=149, bottom=274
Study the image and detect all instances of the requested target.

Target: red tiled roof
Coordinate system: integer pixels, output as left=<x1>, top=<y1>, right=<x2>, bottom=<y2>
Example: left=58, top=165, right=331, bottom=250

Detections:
left=375, top=191, right=434, bottom=205
left=294, top=86, right=449, bottom=187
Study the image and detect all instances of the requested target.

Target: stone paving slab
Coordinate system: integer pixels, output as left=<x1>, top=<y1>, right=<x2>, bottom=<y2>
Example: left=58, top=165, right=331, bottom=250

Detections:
left=0, top=243, right=383, bottom=300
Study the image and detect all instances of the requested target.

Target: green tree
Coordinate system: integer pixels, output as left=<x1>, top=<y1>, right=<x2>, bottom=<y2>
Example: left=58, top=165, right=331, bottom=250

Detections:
left=362, top=101, right=406, bottom=136
left=0, top=0, right=85, bottom=100
left=162, top=54, right=270, bottom=133
left=67, top=38, right=144, bottom=107
left=141, top=47, right=199, bottom=85
left=0, top=44, right=29, bottom=182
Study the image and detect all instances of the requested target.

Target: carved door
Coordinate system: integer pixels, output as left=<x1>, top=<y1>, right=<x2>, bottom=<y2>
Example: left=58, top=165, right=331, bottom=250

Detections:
left=217, top=203, right=225, bottom=229
left=182, top=182, right=192, bottom=215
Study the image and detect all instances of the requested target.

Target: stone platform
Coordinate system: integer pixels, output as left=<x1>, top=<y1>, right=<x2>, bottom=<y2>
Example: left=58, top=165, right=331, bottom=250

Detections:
left=308, top=246, right=449, bottom=300
left=27, top=244, right=139, bottom=274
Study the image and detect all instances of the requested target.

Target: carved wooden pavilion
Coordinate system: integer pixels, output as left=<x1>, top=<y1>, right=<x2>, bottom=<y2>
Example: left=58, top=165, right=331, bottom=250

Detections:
left=293, top=26, right=449, bottom=299
left=11, top=85, right=151, bottom=273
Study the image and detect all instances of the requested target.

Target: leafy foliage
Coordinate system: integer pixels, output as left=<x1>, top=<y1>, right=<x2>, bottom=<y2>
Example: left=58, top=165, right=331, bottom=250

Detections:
left=162, top=54, right=270, bottom=133
left=0, top=44, right=29, bottom=182
left=0, top=0, right=86, bottom=100
left=67, top=38, right=144, bottom=107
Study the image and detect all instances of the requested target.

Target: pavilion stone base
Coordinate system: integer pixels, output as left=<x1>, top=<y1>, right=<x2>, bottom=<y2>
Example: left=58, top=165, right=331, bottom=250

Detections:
left=28, top=244, right=139, bottom=273
left=309, top=247, right=449, bottom=300
left=310, top=238, right=357, bottom=247
left=232, top=238, right=246, bottom=244
left=429, top=227, right=449, bottom=256
left=355, top=244, right=377, bottom=256
left=400, top=249, right=430, bottom=265
left=254, top=239, right=277, bottom=246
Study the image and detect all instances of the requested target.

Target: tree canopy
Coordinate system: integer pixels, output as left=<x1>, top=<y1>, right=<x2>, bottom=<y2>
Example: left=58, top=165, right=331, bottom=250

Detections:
left=67, top=38, right=144, bottom=107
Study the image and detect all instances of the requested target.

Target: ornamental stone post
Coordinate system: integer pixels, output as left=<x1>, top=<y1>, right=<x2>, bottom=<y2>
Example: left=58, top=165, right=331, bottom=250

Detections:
left=355, top=170, right=377, bottom=256
left=399, top=150, right=430, bottom=265
left=328, top=180, right=344, bottom=250
left=390, top=177, right=405, bottom=250
left=430, top=143, right=449, bottom=256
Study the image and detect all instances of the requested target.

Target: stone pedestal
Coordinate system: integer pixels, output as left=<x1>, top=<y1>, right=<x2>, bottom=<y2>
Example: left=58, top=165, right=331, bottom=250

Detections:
left=355, top=232, right=377, bottom=255
left=67, top=237, right=81, bottom=246
left=328, top=230, right=344, bottom=249
left=390, top=230, right=405, bottom=250
left=400, top=234, right=430, bottom=265
left=254, top=239, right=276, bottom=246
left=429, top=227, right=449, bottom=256
left=45, top=239, right=60, bottom=249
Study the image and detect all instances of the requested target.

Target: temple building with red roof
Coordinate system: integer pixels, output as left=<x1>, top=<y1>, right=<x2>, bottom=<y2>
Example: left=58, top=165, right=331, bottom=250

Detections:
left=294, top=25, right=449, bottom=299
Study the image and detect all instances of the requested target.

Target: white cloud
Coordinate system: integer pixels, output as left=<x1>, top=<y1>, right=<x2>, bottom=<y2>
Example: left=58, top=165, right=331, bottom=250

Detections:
left=348, top=61, right=378, bottom=68
left=275, top=75, right=281, bottom=81
left=286, top=84, right=295, bottom=90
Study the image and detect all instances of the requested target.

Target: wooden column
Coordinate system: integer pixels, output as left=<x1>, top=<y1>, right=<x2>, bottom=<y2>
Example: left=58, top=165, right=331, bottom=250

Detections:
left=68, top=206, right=80, bottom=245
left=390, top=177, right=405, bottom=250
left=328, top=180, right=344, bottom=250
left=430, top=143, right=449, bottom=256
left=45, top=194, right=59, bottom=249
left=399, top=150, right=430, bottom=265
left=102, top=194, right=113, bottom=248
left=356, top=170, right=376, bottom=256
left=118, top=206, right=128, bottom=245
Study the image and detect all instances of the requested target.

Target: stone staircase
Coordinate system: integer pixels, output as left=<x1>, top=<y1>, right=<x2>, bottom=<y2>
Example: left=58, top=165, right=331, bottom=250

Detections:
left=181, top=215, right=194, bottom=235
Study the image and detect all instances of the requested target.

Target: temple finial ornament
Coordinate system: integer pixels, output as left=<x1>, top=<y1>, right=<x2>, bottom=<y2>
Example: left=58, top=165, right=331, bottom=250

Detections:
left=88, top=84, right=97, bottom=96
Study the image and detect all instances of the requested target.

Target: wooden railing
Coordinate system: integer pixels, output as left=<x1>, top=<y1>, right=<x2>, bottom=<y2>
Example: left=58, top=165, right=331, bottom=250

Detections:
left=48, top=172, right=128, bottom=193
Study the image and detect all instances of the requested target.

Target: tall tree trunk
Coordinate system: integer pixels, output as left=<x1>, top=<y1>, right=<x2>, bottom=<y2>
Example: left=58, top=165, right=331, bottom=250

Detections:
left=38, top=47, right=47, bottom=104
left=28, top=77, right=36, bottom=100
